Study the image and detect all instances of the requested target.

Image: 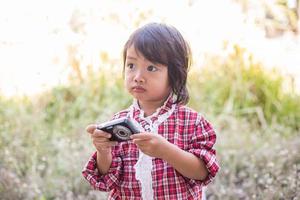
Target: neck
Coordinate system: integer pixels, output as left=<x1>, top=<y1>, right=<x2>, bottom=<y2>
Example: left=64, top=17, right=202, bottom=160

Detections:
left=136, top=93, right=172, bottom=117
left=138, top=100, right=163, bottom=117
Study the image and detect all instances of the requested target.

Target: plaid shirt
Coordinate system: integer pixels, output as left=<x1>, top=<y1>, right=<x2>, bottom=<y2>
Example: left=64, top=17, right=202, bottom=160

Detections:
left=82, top=96, right=219, bottom=199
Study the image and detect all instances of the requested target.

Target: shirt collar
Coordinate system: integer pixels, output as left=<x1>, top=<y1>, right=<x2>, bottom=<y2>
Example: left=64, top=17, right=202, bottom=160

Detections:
left=131, top=93, right=177, bottom=122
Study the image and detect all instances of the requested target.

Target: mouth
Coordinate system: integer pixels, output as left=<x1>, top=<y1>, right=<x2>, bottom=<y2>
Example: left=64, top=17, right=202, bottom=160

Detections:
left=132, top=86, right=146, bottom=93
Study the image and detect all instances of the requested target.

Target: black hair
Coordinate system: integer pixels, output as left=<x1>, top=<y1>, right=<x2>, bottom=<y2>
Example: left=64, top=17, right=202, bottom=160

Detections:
left=123, top=22, right=192, bottom=105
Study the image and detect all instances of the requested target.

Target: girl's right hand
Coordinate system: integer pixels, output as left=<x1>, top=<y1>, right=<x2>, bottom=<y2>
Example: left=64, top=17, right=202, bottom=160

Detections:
left=86, top=124, right=117, bottom=154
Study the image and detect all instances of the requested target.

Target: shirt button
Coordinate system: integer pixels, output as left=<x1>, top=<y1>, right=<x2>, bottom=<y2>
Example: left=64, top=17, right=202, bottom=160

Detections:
left=145, top=125, right=150, bottom=130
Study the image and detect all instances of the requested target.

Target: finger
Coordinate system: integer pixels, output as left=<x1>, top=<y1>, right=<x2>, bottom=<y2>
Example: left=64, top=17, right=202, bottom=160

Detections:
left=132, top=138, right=152, bottom=146
left=92, top=136, right=111, bottom=143
left=92, top=129, right=112, bottom=138
left=86, top=124, right=97, bottom=134
left=130, top=133, right=152, bottom=140
left=94, top=140, right=117, bottom=148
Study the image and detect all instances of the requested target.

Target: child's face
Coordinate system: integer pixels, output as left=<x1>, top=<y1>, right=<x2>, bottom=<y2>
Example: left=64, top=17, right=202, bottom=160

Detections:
left=124, top=45, right=171, bottom=106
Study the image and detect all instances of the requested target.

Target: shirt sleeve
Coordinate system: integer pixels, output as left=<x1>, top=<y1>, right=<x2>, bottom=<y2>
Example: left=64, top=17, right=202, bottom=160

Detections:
left=187, top=115, right=220, bottom=186
left=81, top=147, right=123, bottom=191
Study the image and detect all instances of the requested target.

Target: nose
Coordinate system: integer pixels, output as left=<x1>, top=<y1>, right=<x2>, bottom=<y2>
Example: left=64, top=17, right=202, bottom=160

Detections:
left=134, top=69, right=145, bottom=83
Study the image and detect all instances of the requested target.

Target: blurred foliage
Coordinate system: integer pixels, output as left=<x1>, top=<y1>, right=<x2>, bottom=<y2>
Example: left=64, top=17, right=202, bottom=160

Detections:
left=1, top=44, right=300, bottom=199
left=236, top=0, right=300, bottom=36
left=189, top=44, right=300, bottom=131
left=208, top=116, right=300, bottom=199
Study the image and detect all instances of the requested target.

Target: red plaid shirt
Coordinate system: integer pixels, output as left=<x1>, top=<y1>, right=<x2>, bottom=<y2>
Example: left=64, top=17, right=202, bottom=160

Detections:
left=82, top=96, right=219, bottom=199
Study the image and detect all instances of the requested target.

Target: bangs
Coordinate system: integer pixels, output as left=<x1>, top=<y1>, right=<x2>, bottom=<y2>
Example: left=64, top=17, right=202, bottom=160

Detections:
left=124, top=27, right=168, bottom=66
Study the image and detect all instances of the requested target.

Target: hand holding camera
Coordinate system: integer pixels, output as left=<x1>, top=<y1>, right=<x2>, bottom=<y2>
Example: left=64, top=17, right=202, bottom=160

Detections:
left=86, top=124, right=117, bottom=154
left=96, top=117, right=140, bottom=142
left=86, top=117, right=140, bottom=156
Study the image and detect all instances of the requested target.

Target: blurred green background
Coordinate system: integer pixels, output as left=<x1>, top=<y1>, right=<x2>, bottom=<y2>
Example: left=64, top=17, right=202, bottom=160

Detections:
left=1, top=1, right=300, bottom=199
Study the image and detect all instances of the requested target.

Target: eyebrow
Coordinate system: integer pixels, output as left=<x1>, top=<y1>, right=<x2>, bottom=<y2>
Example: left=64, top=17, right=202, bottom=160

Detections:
left=126, top=56, right=137, bottom=60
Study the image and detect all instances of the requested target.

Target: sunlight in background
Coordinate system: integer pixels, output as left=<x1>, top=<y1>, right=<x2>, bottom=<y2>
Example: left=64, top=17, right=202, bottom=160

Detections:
left=0, top=0, right=299, bottom=96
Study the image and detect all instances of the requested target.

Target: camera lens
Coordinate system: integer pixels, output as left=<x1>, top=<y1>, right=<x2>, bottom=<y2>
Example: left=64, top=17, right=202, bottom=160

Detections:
left=118, top=130, right=126, bottom=136
left=113, top=125, right=131, bottom=140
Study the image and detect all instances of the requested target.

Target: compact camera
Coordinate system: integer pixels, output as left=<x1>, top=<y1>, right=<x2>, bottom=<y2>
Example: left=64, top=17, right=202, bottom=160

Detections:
left=96, top=117, right=140, bottom=142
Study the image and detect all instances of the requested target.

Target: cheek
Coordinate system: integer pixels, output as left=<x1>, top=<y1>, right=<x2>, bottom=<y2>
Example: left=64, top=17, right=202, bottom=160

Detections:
left=165, top=78, right=172, bottom=93
left=124, top=76, right=129, bottom=86
left=164, top=74, right=171, bottom=87
left=124, top=74, right=131, bottom=89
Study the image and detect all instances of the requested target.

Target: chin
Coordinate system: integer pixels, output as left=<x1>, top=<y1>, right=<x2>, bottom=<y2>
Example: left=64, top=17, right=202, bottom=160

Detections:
left=133, top=95, right=146, bottom=101
left=130, top=92, right=143, bottom=99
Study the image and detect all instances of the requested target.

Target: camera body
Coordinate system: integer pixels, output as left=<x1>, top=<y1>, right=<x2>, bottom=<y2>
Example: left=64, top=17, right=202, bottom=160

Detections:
left=96, top=117, right=140, bottom=142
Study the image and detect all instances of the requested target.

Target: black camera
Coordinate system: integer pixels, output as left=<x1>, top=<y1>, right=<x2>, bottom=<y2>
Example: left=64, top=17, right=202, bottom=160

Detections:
left=96, top=117, right=140, bottom=142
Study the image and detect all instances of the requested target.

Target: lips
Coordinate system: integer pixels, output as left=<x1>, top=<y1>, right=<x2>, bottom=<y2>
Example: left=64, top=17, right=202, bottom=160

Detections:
left=132, top=86, right=146, bottom=93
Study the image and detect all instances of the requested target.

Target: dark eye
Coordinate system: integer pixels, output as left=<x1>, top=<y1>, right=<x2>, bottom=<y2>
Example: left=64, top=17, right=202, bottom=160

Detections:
left=127, top=63, right=134, bottom=69
left=147, top=65, right=158, bottom=72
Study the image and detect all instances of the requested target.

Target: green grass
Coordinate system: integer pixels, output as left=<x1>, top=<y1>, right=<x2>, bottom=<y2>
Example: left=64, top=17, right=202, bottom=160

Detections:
left=1, top=45, right=299, bottom=199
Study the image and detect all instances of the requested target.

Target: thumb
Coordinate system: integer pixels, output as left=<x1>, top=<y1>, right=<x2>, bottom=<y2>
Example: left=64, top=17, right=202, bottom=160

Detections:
left=86, top=124, right=97, bottom=134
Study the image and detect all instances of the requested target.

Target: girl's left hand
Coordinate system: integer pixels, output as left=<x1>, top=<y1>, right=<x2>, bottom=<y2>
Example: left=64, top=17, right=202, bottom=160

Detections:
left=130, top=133, right=170, bottom=158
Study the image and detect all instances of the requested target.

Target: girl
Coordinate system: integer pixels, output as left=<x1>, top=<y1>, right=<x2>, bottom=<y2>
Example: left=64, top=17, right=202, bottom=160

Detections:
left=82, top=22, right=219, bottom=200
